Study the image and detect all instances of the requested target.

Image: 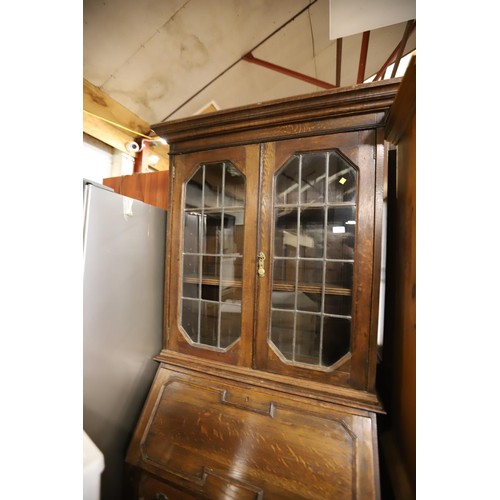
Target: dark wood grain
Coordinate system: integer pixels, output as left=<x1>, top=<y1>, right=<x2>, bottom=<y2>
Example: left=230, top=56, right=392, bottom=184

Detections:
left=380, top=55, right=416, bottom=497
left=166, top=144, right=259, bottom=367
left=152, top=79, right=400, bottom=151
left=127, top=366, right=380, bottom=499
left=125, top=79, right=403, bottom=499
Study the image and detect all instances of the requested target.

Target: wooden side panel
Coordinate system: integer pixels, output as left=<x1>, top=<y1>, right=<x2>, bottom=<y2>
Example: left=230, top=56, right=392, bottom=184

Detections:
left=127, top=366, right=380, bottom=499
left=381, top=55, right=416, bottom=497
left=103, top=171, right=169, bottom=211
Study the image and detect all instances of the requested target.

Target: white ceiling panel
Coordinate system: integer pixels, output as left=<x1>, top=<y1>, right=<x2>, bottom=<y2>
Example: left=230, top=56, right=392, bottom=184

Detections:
left=329, top=0, right=416, bottom=40
left=83, top=0, right=416, bottom=126
left=83, top=0, right=189, bottom=85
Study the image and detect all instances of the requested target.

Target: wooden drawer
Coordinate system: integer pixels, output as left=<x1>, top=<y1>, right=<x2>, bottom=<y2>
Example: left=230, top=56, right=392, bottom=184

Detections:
left=137, top=472, right=198, bottom=500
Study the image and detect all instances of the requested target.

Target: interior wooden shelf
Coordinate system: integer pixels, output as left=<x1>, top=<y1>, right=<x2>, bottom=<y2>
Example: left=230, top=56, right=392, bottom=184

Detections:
left=273, top=280, right=352, bottom=296
left=183, top=276, right=241, bottom=288
left=183, top=276, right=351, bottom=296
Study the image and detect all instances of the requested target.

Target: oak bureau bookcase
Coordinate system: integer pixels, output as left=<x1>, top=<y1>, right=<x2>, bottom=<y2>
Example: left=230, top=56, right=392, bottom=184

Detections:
left=125, top=78, right=401, bottom=499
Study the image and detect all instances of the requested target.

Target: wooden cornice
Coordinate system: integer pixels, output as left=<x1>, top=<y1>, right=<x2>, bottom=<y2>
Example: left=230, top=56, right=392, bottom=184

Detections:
left=152, top=78, right=401, bottom=153
left=385, top=55, right=416, bottom=145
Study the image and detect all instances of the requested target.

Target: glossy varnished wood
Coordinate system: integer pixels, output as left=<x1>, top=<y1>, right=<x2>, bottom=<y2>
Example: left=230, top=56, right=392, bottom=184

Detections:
left=152, top=79, right=400, bottom=154
left=155, top=350, right=383, bottom=413
left=167, top=145, right=259, bottom=367
left=126, top=80, right=402, bottom=499
left=255, top=130, right=380, bottom=391
left=127, top=365, right=380, bottom=499
left=380, top=56, right=416, bottom=497
left=103, top=170, right=169, bottom=211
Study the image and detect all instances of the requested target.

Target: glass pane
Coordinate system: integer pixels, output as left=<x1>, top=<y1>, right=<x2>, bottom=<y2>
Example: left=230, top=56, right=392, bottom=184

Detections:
left=299, top=207, right=324, bottom=258
left=183, top=254, right=199, bottom=279
left=221, top=286, right=242, bottom=303
left=276, top=156, right=300, bottom=205
left=181, top=299, right=199, bottom=342
left=270, top=310, right=295, bottom=360
left=321, top=316, right=351, bottom=366
left=298, top=259, right=323, bottom=286
left=199, top=301, right=219, bottom=346
left=201, top=283, right=219, bottom=301
left=296, top=291, right=320, bottom=313
left=203, top=163, right=224, bottom=208
left=221, top=256, right=242, bottom=281
left=184, top=212, right=202, bottom=254
left=273, top=258, right=296, bottom=287
left=326, top=207, right=356, bottom=260
left=182, top=255, right=199, bottom=299
left=224, top=164, right=245, bottom=207
left=323, top=294, right=352, bottom=317
left=272, top=290, right=295, bottom=311
left=185, top=167, right=204, bottom=208
left=295, top=313, right=321, bottom=364
left=181, top=161, right=245, bottom=350
left=325, top=261, right=354, bottom=290
left=202, top=255, right=220, bottom=279
left=220, top=302, right=241, bottom=348
left=222, top=210, right=244, bottom=255
left=301, top=153, right=326, bottom=204
left=204, top=212, right=222, bottom=254
left=274, top=208, right=298, bottom=257
left=270, top=150, right=358, bottom=368
left=328, top=152, right=357, bottom=203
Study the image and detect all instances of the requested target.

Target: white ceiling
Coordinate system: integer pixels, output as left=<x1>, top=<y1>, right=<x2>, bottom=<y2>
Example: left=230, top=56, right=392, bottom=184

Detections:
left=83, top=0, right=416, bottom=125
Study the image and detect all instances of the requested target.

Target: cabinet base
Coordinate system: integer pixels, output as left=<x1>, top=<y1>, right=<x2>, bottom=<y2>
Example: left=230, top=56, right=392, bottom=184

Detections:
left=126, top=365, right=381, bottom=499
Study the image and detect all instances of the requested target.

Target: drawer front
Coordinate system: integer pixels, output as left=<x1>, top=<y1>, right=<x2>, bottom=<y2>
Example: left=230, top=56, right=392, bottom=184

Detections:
left=129, top=367, right=379, bottom=499
left=138, top=473, right=199, bottom=500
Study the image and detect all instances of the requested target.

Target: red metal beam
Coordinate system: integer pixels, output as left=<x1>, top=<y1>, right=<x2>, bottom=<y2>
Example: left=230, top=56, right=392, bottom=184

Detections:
left=242, top=52, right=336, bottom=90
left=391, top=20, right=415, bottom=78
left=357, top=31, right=371, bottom=84
left=336, top=38, right=343, bottom=87
left=375, top=20, right=416, bottom=81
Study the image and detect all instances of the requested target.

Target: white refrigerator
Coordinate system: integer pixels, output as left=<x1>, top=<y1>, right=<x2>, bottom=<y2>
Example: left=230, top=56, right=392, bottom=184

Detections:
left=83, top=179, right=167, bottom=500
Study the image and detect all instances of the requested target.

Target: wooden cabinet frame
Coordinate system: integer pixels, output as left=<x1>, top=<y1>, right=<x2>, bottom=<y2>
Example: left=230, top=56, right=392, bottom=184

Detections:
left=126, top=79, right=401, bottom=500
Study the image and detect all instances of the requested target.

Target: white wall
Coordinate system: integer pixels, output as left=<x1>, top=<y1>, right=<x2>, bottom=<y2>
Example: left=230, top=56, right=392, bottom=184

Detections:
left=83, top=133, right=135, bottom=184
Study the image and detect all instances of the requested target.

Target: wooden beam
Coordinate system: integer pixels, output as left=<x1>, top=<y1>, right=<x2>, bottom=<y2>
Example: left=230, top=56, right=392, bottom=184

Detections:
left=336, top=38, right=343, bottom=87
left=242, top=52, right=336, bottom=90
left=83, top=79, right=150, bottom=136
left=83, top=79, right=169, bottom=171
left=357, top=31, right=370, bottom=84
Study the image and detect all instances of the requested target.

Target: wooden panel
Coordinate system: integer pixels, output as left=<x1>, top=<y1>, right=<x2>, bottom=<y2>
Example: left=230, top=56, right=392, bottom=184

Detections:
left=103, top=171, right=169, bottom=211
left=127, top=366, right=380, bottom=499
left=381, top=55, right=416, bottom=497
